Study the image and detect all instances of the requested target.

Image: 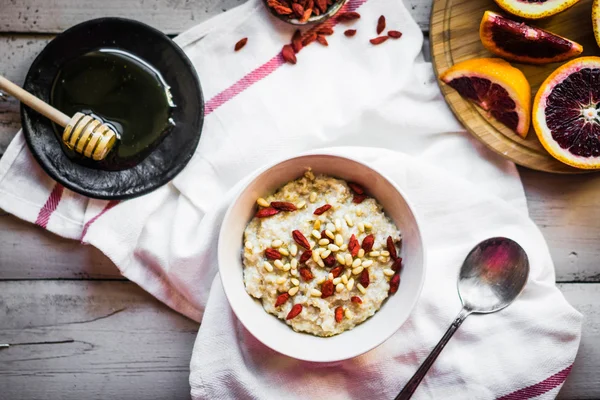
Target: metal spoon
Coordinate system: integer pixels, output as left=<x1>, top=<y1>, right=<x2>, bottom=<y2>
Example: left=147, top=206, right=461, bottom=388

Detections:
left=396, top=237, right=529, bottom=399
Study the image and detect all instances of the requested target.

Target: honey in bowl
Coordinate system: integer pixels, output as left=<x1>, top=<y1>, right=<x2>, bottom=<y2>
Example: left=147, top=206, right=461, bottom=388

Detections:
left=51, top=48, right=175, bottom=170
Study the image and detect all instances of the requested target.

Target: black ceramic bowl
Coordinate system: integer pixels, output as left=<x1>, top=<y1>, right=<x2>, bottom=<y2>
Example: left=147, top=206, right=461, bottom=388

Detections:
left=22, top=17, right=204, bottom=200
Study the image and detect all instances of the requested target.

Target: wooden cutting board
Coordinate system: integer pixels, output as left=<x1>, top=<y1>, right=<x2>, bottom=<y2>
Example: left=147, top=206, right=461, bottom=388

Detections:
left=430, top=0, right=599, bottom=173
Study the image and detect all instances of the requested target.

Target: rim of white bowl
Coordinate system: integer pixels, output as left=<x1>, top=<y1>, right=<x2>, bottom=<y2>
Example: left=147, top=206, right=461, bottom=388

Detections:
left=217, top=152, right=427, bottom=362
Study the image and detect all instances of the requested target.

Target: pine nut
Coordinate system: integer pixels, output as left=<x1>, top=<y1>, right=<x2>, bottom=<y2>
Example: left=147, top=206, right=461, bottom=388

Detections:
left=274, top=260, right=284, bottom=269
left=369, top=251, right=380, bottom=257
left=345, top=254, right=353, bottom=265
left=319, top=238, right=330, bottom=246
left=317, top=276, right=326, bottom=285
left=283, top=263, right=291, bottom=271
left=346, top=278, right=354, bottom=290
left=381, top=251, right=390, bottom=257
left=309, top=192, right=317, bottom=203
left=352, top=266, right=364, bottom=275
left=335, top=234, right=344, bottom=247
left=340, top=244, right=348, bottom=251
left=264, top=261, right=274, bottom=272
left=352, top=258, right=362, bottom=268
left=325, top=230, right=335, bottom=240
left=344, top=214, right=354, bottom=227
left=358, top=249, right=365, bottom=258
left=326, top=223, right=336, bottom=233
left=345, top=268, right=352, bottom=277
left=312, top=230, right=321, bottom=239
left=291, top=278, right=300, bottom=286
left=358, top=222, right=365, bottom=232
left=336, top=283, right=344, bottom=293
left=321, top=249, right=331, bottom=259
left=317, top=259, right=325, bottom=268
left=364, top=222, right=373, bottom=230
left=333, top=277, right=342, bottom=285
left=310, top=289, right=322, bottom=297
left=335, top=218, right=342, bottom=231
left=362, top=259, right=374, bottom=268
left=314, top=220, right=321, bottom=230
left=328, top=244, right=340, bottom=252
left=341, top=275, right=349, bottom=284
left=276, top=277, right=287, bottom=284
left=279, top=248, right=290, bottom=256
left=328, top=273, right=334, bottom=280
left=313, top=248, right=322, bottom=261
left=291, top=269, right=298, bottom=277
left=290, top=244, right=298, bottom=256
left=272, top=239, right=283, bottom=248
left=378, top=256, right=390, bottom=263
left=244, top=241, right=253, bottom=249
left=297, top=201, right=306, bottom=209
left=288, top=287, right=299, bottom=296
left=291, top=258, right=298, bottom=269
left=383, top=269, right=395, bottom=277
left=357, top=283, right=367, bottom=294
left=345, top=308, right=353, bottom=319
left=257, top=198, right=270, bottom=207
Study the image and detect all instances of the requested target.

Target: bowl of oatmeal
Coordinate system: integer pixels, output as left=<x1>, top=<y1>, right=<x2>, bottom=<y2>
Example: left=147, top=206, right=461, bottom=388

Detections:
left=218, top=154, right=425, bottom=362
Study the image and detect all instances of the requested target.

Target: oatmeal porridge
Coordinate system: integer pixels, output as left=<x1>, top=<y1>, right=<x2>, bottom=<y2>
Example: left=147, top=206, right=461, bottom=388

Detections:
left=242, top=170, right=403, bottom=337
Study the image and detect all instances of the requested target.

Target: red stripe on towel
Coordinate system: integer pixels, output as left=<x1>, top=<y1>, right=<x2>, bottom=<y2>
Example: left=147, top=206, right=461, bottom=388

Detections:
left=80, top=200, right=120, bottom=242
left=497, top=364, right=573, bottom=400
left=204, top=0, right=369, bottom=115
left=34, top=184, right=64, bottom=228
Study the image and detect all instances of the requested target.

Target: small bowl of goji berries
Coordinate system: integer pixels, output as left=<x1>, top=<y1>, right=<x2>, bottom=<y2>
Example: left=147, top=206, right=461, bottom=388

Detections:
left=263, top=0, right=347, bottom=25
left=218, top=152, right=426, bottom=362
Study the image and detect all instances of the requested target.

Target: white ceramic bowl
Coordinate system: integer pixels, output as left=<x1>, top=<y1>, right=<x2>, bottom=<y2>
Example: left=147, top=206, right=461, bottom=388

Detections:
left=218, top=154, right=426, bottom=362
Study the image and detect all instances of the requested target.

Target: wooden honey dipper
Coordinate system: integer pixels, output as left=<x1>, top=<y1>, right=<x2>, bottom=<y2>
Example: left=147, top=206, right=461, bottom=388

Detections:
left=0, top=75, right=117, bottom=161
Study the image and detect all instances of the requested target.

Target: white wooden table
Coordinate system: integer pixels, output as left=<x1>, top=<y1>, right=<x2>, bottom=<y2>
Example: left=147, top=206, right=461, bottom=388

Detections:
left=1, top=1, right=599, bottom=399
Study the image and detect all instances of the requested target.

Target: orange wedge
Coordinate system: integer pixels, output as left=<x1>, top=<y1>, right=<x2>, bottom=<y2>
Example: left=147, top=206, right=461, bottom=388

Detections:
left=494, top=0, right=580, bottom=19
left=593, top=0, right=600, bottom=48
left=480, top=11, right=582, bottom=65
left=441, top=58, right=531, bottom=137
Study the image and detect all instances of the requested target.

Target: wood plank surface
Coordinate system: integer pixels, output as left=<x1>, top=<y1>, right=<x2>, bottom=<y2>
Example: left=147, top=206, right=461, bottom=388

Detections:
left=0, top=280, right=596, bottom=399
left=556, top=283, right=600, bottom=399
left=0, top=0, right=598, bottom=398
left=0, top=0, right=432, bottom=34
left=0, top=0, right=247, bottom=35
left=520, top=170, right=600, bottom=282
left=0, top=213, right=121, bottom=279
left=0, top=281, right=199, bottom=400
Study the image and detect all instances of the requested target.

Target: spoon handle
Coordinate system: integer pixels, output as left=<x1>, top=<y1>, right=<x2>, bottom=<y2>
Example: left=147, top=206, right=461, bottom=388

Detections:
left=395, top=308, right=471, bottom=400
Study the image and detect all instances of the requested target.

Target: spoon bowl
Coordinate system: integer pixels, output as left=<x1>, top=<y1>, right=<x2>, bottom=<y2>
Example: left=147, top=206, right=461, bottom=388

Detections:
left=459, top=237, right=529, bottom=314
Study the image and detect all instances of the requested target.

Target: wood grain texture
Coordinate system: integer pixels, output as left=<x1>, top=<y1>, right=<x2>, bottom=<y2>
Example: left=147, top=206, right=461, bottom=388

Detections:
left=0, top=280, right=596, bottom=399
left=0, top=0, right=247, bottom=34
left=0, top=281, right=199, bottom=400
left=0, top=213, right=122, bottom=279
left=430, top=0, right=597, bottom=173
left=520, top=169, right=600, bottom=282
left=557, top=283, right=600, bottom=399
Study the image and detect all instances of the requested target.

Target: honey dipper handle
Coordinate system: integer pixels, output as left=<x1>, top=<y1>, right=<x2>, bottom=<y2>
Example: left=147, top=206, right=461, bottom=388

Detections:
left=0, top=75, right=71, bottom=127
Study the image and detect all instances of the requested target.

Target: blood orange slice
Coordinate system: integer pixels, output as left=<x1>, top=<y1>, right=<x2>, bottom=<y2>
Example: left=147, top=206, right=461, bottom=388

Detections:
left=533, top=57, right=600, bottom=169
left=440, top=58, right=531, bottom=137
left=494, top=0, right=580, bottom=19
left=480, top=11, right=583, bottom=64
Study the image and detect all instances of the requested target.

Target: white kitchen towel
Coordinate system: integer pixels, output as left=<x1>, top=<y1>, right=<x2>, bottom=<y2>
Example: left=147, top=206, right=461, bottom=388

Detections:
left=0, top=0, right=582, bottom=398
